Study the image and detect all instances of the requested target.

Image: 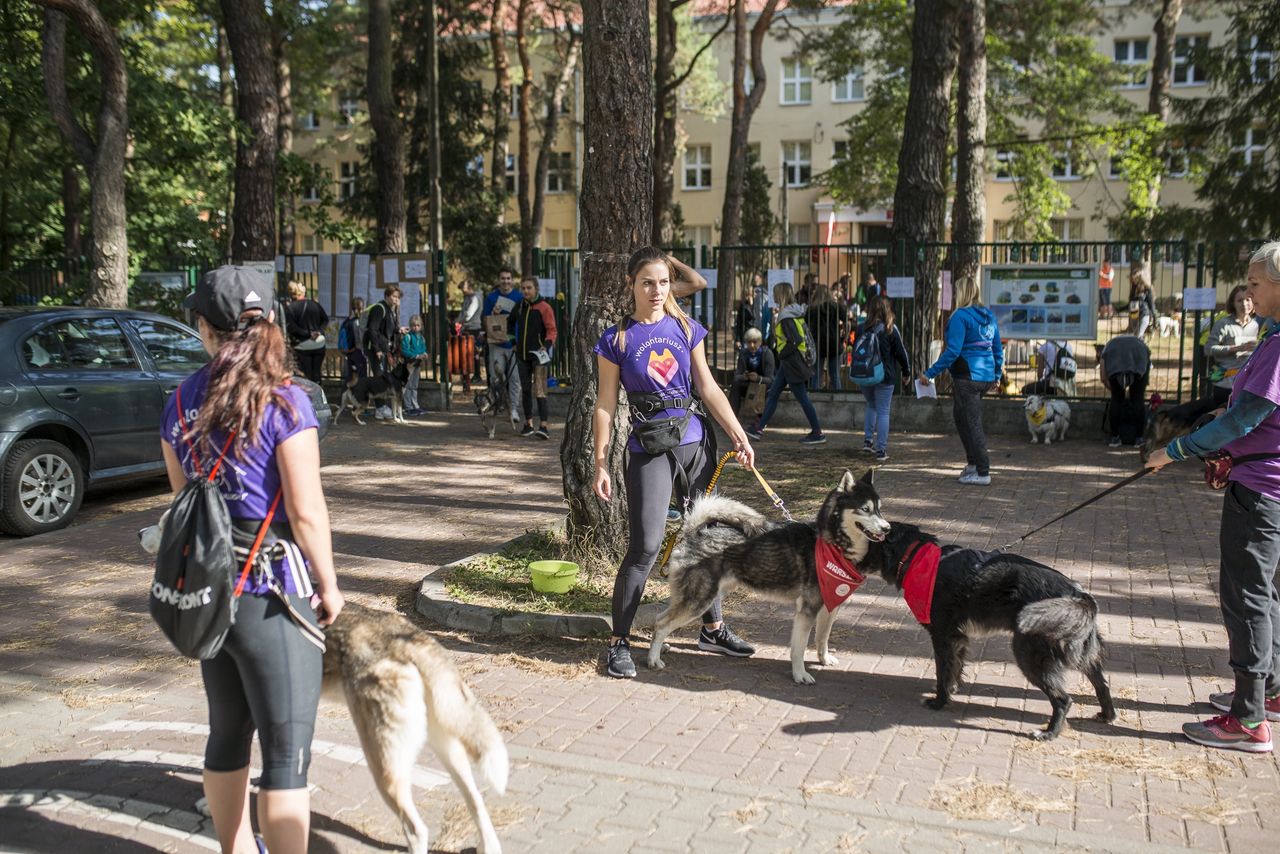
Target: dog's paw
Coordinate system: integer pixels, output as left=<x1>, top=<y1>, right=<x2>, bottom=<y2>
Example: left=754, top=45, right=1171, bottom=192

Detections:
left=924, top=696, right=949, bottom=711
left=1028, top=728, right=1059, bottom=742
left=647, top=656, right=665, bottom=671
left=818, top=652, right=839, bottom=666
left=792, top=670, right=817, bottom=685
left=1095, top=708, right=1118, bottom=723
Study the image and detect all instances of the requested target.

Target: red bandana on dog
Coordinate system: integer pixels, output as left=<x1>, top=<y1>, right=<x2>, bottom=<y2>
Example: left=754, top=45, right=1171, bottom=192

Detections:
left=815, top=539, right=866, bottom=611
left=900, top=542, right=942, bottom=625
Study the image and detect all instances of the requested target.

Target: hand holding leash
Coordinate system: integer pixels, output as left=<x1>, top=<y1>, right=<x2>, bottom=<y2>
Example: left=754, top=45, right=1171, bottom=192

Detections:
left=1144, top=447, right=1172, bottom=471
left=733, top=436, right=755, bottom=471
left=315, top=586, right=344, bottom=627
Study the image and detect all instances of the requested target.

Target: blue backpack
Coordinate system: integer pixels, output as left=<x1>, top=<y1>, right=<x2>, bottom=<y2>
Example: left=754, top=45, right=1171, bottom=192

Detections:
left=848, top=323, right=885, bottom=386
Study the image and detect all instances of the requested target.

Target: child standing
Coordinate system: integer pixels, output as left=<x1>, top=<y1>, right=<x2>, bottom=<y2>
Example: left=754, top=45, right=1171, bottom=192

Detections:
left=401, top=314, right=427, bottom=416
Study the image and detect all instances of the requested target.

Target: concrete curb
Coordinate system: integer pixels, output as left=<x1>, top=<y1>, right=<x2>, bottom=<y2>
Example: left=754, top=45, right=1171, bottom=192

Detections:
left=414, top=524, right=662, bottom=638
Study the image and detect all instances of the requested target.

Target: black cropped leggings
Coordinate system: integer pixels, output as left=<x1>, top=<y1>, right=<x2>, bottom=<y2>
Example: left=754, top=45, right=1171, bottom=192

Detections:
left=201, top=592, right=322, bottom=789
left=613, top=441, right=722, bottom=639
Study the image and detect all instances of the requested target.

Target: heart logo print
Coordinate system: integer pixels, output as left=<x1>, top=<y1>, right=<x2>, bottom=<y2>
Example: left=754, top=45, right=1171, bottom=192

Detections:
left=646, top=348, right=679, bottom=386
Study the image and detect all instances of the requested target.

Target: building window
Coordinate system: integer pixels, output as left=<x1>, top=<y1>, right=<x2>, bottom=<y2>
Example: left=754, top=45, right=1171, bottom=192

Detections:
left=339, top=92, right=360, bottom=127
left=833, top=139, right=849, bottom=162
left=301, top=183, right=321, bottom=203
left=1051, top=143, right=1081, bottom=180
left=1165, top=144, right=1190, bottom=178
left=339, top=162, right=358, bottom=200
left=780, top=58, right=812, bottom=105
left=1050, top=218, right=1084, bottom=241
left=1108, top=155, right=1125, bottom=180
left=546, top=151, right=573, bottom=194
left=544, top=228, right=574, bottom=248
left=1240, top=34, right=1274, bottom=83
left=995, top=146, right=1016, bottom=181
left=832, top=69, right=864, bottom=102
left=505, top=153, right=516, bottom=194
left=509, top=82, right=519, bottom=118
left=301, top=234, right=320, bottom=253
left=782, top=141, right=811, bottom=188
left=787, top=223, right=812, bottom=245
left=1230, top=127, right=1267, bottom=173
left=1173, top=35, right=1209, bottom=85
left=683, top=225, right=713, bottom=265
left=1114, top=38, right=1149, bottom=87
left=465, top=155, right=484, bottom=178
left=300, top=111, right=320, bottom=131
left=683, top=145, right=712, bottom=190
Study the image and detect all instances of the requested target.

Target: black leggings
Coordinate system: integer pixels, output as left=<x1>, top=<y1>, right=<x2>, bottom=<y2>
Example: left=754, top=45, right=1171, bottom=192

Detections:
left=293, top=348, right=325, bottom=383
left=201, top=592, right=322, bottom=789
left=613, top=441, right=722, bottom=638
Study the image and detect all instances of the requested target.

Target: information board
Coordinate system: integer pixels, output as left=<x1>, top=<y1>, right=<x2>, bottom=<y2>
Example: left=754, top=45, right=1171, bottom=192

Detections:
left=983, top=265, right=1097, bottom=341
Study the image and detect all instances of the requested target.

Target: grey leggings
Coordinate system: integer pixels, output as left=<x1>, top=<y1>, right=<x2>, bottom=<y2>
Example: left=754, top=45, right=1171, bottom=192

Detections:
left=952, top=378, right=993, bottom=476
left=613, top=441, right=722, bottom=638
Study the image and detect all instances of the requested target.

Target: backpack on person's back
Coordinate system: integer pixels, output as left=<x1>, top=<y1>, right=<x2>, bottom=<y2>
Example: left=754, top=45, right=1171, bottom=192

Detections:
left=848, top=323, right=885, bottom=386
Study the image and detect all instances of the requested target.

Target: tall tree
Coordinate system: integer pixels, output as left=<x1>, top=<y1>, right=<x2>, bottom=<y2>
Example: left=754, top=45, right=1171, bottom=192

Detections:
left=514, top=0, right=534, bottom=269
left=889, top=0, right=960, bottom=370
left=949, top=0, right=986, bottom=283
left=368, top=0, right=407, bottom=252
left=273, top=3, right=295, bottom=254
left=219, top=0, right=277, bottom=263
left=1130, top=0, right=1184, bottom=279
left=561, top=0, right=652, bottom=554
left=488, top=0, right=511, bottom=214
left=715, top=0, right=779, bottom=330
left=35, top=0, right=129, bottom=307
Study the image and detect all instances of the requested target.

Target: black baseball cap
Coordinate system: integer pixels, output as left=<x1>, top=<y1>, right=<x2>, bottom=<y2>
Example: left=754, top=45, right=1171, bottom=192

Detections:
left=184, top=265, right=275, bottom=332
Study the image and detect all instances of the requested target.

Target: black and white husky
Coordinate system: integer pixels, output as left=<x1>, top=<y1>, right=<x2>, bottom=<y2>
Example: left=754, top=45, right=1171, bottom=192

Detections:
left=862, top=522, right=1117, bottom=740
left=648, top=469, right=890, bottom=685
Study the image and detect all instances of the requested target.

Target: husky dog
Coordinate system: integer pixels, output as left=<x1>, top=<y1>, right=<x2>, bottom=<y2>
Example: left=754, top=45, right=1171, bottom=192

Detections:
left=1024, top=395, right=1071, bottom=444
left=648, top=470, right=890, bottom=684
left=474, top=390, right=499, bottom=439
left=138, top=518, right=508, bottom=853
left=1142, top=395, right=1218, bottom=462
left=336, top=362, right=409, bottom=425
left=863, top=521, right=1116, bottom=740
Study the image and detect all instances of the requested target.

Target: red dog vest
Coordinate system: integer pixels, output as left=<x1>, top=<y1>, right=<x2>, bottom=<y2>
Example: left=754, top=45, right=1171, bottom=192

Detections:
left=814, top=539, right=866, bottom=611
left=899, top=541, right=942, bottom=625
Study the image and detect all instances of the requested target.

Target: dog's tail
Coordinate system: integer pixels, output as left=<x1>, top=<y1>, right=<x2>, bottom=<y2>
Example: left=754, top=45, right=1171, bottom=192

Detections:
left=415, top=649, right=509, bottom=795
left=1016, top=594, right=1102, bottom=663
left=682, top=494, right=771, bottom=539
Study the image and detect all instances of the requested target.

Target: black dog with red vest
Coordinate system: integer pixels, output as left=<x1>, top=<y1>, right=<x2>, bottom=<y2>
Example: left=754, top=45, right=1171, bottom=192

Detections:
left=863, top=522, right=1117, bottom=740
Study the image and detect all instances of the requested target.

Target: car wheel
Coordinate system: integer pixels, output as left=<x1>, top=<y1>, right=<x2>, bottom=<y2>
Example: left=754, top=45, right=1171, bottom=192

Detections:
left=0, top=439, right=85, bottom=537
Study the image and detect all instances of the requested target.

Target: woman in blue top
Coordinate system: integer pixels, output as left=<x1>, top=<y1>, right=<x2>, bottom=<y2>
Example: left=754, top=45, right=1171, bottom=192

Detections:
left=593, top=247, right=756, bottom=679
left=859, top=296, right=911, bottom=462
left=919, top=275, right=1003, bottom=485
left=163, top=267, right=343, bottom=854
left=401, top=313, right=427, bottom=415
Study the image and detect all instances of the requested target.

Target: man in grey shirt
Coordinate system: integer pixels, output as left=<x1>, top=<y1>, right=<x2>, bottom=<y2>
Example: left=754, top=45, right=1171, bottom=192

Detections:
left=1100, top=334, right=1152, bottom=446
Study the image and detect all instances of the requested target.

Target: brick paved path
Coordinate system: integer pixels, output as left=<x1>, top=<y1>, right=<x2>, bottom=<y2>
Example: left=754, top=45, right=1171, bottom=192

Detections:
left=1, top=410, right=1278, bottom=852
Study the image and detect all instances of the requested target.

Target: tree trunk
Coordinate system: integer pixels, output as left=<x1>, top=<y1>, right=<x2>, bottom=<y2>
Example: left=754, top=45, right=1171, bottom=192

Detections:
left=949, top=0, right=985, bottom=284
left=488, top=0, right=511, bottom=216
left=1135, top=0, right=1184, bottom=279
left=561, top=0, right=653, bottom=555
left=652, top=0, right=678, bottom=246
left=530, top=30, right=581, bottom=260
left=274, top=9, right=295, bottom=255
left=220, top=0, right=277, bottom=264
left=714, top=0, right=778, bottom=333
left=515, top=0, right=534, bottom=272
left=0, top=125, right=18, bottom=270
left=216, top=23, right=235, bottom=260
left=425, top=0, right=442, bottom=252
left=62, top=162, right=82, bottom=261
left=890, top=0, right=960, bottom=372
left=37, top=1, right=129, bottom=308
left=368, top=0, right=407, bottom=253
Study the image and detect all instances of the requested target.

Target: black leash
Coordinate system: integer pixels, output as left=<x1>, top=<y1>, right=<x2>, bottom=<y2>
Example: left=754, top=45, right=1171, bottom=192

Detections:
left=997, top=468, right=1153, bottom=553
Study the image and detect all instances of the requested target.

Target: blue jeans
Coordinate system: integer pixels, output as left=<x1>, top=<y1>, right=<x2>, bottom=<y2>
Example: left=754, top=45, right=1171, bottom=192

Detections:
left=861, top=383, right=894, bottom=451
left=809, top=355, right=843, bottom=391
left=756, top=373, right=822, bottom=434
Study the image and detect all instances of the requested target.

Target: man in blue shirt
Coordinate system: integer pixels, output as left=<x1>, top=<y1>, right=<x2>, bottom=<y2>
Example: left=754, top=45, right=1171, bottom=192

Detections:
left=482, top=267, right=524, bottom=429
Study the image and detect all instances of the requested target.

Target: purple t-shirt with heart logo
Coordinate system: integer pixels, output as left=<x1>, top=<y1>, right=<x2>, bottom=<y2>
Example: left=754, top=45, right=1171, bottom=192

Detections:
left=594, top=315, right=708, bottom=453
left=1225, top=330, right=1280, bottom=499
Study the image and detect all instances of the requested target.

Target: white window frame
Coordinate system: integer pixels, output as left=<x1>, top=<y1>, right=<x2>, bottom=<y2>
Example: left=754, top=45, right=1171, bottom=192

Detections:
left=1230, top=127, right=1267, bottom=173
left=1050, top=219, right=1084, bottom=242
left=1165, top=144, right=1190, bottom=178
left=301, top=234, right=318, bottom=253
left=787, top=223, right=812, bottom=245
left=780, top=58, right=812, bottom=105
left=995, top=147, right=1016, bottom=181
left=1173, top=34, right=1209, bottom=86
left=546, top=151, right=573, bottom=194
left=682, top=145, right=712, bottom=190
left=1051, top=143, right=1081, bottom=181
left=301, top=183, right=321, bottom=203
left=832, top=68, right=864, bottom=102
left=339, top=162, right=358, bottom=200
left=300, top=111, right=320, bottom=131
left=505, top=153, right=516, bottom=194
left=465, top=155, right=484, bottom=178
left=833, top=139, right=849, bottom=163
left=1242, top=35, right=1274, bottom=84
left=781, top=141, right=812, bottom=188
left=1114, top=37, right=1149, bottom=88
left=338, top=93, right=360, bottom=127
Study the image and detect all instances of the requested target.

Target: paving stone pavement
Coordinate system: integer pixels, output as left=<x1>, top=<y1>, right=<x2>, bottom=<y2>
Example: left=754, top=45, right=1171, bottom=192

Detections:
left=1, top=407, right=1278, bottom=852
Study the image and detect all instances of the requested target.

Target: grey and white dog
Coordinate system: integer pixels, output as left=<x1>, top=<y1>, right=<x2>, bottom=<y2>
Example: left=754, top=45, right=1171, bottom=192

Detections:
left=1024, top=394, right=1071, bottom=444
left=648, top=469, right=889, bottom=684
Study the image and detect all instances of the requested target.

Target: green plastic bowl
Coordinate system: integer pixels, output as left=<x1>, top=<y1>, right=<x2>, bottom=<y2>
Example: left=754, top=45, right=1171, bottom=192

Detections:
left=529, top=560, right=580, bottom=595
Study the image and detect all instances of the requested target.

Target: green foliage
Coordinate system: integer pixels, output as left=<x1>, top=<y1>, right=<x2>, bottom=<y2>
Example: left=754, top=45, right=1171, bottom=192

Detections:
left=673, top=3, right=729, bottom=120
left=741, top=148, right=779, bottom=246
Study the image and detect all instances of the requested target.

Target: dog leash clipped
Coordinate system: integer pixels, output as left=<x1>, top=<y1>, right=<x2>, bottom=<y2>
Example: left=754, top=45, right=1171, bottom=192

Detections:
left=996, top=467, right=1153, bottom=553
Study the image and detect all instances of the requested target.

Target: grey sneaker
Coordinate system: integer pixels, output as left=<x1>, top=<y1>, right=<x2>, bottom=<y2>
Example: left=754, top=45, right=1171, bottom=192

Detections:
left=606, top=639, right=637, bottom=679
left=534, top=426, right=550, bottom=440
left=698, top=624, right=756, bottom=657
left=958, top=464, right=977, bottom=480
left=958, top=472, right=991, bottom=486
left=1182, top=714, right=1272, bottom=753
left=799, top=431, right=827, bottom=445
left=1108, top=436, right=1122, bottom=448
left=1209, top=690, right=1280, bottom=721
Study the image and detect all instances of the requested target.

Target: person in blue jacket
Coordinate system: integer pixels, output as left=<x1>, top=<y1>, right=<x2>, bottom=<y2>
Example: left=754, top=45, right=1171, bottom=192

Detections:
left=919, top=275, right=1003, bottom=486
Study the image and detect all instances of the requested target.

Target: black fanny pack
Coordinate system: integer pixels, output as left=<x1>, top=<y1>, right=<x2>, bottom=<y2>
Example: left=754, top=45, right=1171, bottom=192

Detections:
left=630, top=393, right=696, bottom=456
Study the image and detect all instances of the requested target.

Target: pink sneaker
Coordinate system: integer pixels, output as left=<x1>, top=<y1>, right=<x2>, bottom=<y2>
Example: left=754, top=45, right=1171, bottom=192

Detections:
left=1208, top=690, right=1280, bottom=722
left=1183, top=714, right=1273, bottom=753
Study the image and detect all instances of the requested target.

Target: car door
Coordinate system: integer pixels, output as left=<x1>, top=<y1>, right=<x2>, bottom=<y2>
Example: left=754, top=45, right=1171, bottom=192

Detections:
left=127, top=317, right=210, bottom=397
left=22, top=316, right=164, bottom=473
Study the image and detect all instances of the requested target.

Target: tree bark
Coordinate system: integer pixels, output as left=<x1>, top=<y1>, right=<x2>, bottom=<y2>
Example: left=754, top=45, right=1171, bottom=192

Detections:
left=219, top=0, right=277, bottom=264
left=714, top=0, right=778, bottom=333
left=424, top=0, right=442, bottom=252
left=368, top=0, right=407, bottom=253
left=515, top=0, right=534, bottom=272
left=561, top=0, right=653, bottom=554
left=216, top=22, right=235, bottom=259
left=37, top=1, right=128, bottom=308
left=949, top=0, right=986, bottom=284
left=0, top=125, right=19, bottom=270
left=530, top=29, right=581, bottom=262
left=488, top=0, right=511, bottom=216
left=890, top=0, right=960, bottom=372
left=1135, top=0, right=1184, bottom=279
left=274, top=8, right=295, bottom=255
left=62, top=162, right=82, bottom=261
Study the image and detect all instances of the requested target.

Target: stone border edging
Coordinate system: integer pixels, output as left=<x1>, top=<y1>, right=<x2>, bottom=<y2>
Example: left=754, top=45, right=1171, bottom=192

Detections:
left=414, top=525, right=661, bottom=638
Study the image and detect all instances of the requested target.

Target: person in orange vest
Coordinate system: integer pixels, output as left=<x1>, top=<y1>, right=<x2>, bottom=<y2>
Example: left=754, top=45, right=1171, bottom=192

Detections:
left=1099, top=259, right=1116, bottom=319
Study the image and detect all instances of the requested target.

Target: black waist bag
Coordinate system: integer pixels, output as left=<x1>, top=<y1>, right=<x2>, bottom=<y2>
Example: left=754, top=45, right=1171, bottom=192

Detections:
left=630, top=393, right=694, bottom=455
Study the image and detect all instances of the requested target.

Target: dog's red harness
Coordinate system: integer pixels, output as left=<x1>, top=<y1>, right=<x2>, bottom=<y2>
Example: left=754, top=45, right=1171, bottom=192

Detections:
left=898, top=541, right=942, bottom=625
left=814, top=539, right=866, bottom=611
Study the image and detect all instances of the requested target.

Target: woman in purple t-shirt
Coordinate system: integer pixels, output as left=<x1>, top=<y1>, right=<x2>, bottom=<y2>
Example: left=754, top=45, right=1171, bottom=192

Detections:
left=161, top=266, right=344, bottom=853
left=1147, top=241, right=1280, bottom=754
left=592, top=247, right=756, bottom=679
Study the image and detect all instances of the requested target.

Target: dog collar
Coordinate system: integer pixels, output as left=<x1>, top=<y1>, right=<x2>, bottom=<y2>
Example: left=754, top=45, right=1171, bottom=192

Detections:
left=815, top=538, right=865, bottom=612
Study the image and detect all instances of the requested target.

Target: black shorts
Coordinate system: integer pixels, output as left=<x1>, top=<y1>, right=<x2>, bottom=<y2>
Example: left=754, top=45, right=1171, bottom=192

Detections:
left=201, top=591, right=322, bottom=789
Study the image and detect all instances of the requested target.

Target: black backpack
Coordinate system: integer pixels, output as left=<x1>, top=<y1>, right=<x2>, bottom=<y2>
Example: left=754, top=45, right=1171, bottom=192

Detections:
left=150, top=386, right=280, bottom=660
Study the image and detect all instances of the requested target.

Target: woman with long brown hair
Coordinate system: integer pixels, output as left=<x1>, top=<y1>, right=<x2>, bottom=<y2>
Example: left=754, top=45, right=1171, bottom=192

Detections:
left=162, top=267, right=343, bottom=853
left=857, top=296, right=911, bottom=461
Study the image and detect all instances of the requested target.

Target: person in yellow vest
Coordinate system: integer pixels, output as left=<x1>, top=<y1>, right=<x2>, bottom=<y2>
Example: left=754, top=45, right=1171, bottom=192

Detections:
left=745, top=282, right=826, bottom=445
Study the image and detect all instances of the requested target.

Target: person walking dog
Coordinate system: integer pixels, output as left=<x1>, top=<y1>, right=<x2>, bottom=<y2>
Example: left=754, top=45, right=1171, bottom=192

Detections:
left=592, top=247, right=755, bottom=679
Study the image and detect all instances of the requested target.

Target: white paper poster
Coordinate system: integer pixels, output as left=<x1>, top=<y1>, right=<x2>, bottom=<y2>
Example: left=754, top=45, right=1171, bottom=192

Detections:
left=353, top=254, right=371, bottom=307
left=766, top=268, right=793, bottom=290
left=274, top=255, right=285, bottom=273
left=335, top=254, right=353, bottom=310
left=382, top=258, right=399, bottom=285
left=537, top=277, right=557, bottom=299
left=698, top=268, right=718, bottom=290
left=293, top=255, right=316, bottom=274
left=403, top=259, right=429, bottom=280
left=983, top=264, right=1097, bottom=341
left=1183, top=287, right=1217, bottom=311
left=316, top=254, right=334, bottom=310
left=886, top=276, right=915, bottom=298
left=940, top=270, right=953, bottom=311
left=398, top=282, right=421, bottom=327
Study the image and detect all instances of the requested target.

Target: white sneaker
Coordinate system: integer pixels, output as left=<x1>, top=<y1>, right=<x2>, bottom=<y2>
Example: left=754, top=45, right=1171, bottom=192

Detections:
left=376, top=405, right=392, bottom=420
left=958, top=465, right=977, bottom=480
left=958, top=472, right=991, bottom=485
